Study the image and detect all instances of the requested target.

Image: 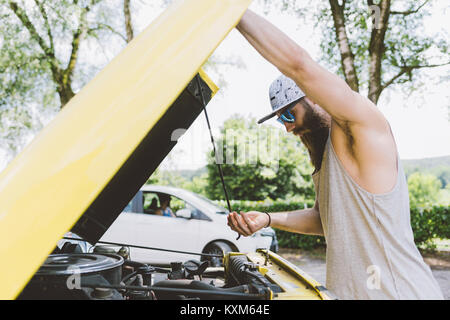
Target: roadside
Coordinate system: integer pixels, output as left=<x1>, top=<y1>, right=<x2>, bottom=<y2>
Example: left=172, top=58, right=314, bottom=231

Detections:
left=278, top=248, right=450, bottom=300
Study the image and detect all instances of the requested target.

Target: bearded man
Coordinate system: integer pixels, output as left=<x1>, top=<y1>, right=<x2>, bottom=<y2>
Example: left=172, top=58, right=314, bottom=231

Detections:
left=227, top=9, right=443, bottom=300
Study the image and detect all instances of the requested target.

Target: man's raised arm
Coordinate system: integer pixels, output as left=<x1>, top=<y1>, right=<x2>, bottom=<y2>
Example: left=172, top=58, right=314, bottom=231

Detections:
left=236, top=10, right=386, bottom=130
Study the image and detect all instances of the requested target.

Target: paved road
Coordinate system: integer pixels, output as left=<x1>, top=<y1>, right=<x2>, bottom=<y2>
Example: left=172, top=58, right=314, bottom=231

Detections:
left=431, top=268, right=450, bottom=300
left=279, top=251, right=450, bottom=300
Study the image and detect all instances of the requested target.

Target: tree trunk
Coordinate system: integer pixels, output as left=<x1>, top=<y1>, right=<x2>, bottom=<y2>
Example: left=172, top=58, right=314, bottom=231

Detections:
left=328, top=0, right=360, bottom=93
left=367, top=0, right=391, bottom=104
left=57, top=84, right=76, bottom=107
left=124, top=0, right=134, bottom=43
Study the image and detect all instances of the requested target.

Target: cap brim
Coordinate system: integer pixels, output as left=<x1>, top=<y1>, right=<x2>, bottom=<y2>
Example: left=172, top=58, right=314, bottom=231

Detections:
left=257, top=112, right=276, bottom=124
left=257, top=104, right=290, bottom=124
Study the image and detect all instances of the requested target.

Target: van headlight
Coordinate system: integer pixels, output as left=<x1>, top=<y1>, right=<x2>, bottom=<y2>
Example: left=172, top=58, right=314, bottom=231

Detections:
left=257, top=228, right=278, bottom=253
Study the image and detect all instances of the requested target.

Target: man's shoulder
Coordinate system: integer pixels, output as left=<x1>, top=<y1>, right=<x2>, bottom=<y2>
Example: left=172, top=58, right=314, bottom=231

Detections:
left=330, top=119, right=398, bottom=194
left=330, top=114, right=395, bottom=159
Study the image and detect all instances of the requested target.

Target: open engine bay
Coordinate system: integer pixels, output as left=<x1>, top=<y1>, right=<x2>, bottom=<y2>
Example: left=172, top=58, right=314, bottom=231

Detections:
left=18, top=240, right=333, bottom=300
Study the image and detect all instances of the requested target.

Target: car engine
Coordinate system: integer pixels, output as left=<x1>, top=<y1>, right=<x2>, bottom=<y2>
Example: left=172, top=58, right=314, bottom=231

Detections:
left=18, top=242, right=282, bottom=300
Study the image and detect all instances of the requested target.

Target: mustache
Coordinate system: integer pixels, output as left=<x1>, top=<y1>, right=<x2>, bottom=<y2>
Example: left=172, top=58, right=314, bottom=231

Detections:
left=293, top=127, right=303, bottom=136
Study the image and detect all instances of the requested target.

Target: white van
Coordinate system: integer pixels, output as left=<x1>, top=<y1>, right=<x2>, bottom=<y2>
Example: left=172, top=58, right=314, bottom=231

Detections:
left=100, top=185, right=278, bottom=266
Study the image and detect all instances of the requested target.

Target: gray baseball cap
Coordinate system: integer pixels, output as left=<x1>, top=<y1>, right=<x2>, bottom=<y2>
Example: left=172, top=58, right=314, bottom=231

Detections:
left=258, top=74, right=306, bottom=124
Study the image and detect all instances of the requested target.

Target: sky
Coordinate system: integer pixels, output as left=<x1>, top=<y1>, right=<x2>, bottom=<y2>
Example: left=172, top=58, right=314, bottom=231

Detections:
left=1, top=0, right=449, bottom=172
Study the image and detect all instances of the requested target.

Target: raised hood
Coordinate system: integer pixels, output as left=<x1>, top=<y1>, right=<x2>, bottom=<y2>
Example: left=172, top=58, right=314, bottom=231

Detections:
left=71, top=71, right=216, bottom=243
left=0, top=0, right=252, bottom=299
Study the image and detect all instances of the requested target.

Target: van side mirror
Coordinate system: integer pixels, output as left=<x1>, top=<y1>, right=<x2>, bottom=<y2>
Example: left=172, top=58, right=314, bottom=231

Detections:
left=176, top=208, right=192, bottom=219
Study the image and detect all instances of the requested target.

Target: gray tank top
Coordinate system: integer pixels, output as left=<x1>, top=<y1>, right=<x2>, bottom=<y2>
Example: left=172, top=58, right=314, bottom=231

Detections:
left=312, top=132, right=443, bottom=300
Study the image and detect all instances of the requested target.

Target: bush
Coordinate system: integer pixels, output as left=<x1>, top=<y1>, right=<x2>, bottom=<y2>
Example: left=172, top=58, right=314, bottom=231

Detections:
left=216, top=200, right=449, bottom=251
left=411, top=205, right=450, bottom=250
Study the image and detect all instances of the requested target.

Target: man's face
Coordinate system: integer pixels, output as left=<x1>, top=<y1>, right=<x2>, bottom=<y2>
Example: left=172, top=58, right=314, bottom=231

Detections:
left=276, top=97, right=323, bottom=137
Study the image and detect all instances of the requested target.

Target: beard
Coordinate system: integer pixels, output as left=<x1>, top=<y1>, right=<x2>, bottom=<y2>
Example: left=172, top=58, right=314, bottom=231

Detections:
left=295, top=99, right=330, bottom=173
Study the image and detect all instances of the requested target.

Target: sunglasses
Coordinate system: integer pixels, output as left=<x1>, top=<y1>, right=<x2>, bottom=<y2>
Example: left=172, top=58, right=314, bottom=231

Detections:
left=276, top=105, right=296, bottom=125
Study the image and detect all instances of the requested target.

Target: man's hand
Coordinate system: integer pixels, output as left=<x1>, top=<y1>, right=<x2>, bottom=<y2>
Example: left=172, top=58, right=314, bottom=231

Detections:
left=227, top=211, right=270, bottom=237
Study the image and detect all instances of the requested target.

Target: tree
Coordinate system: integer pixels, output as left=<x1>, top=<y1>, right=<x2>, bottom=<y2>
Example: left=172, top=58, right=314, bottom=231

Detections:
left=146, top=167, right=190, bottom=188
left=206, top=115, right=315, bottom=201
left=431, top=166, right=450, bottom=189
left=183, top=173, right=209, bottom=197
left=259, top=0, right=449, bottom=104
left=0, top=0, right=246, bottom=166
left=4, top=0, right=106, bottom=107
left=407, top=172, right=442, bottom=207
left=0, top=0, right=136, bottom=163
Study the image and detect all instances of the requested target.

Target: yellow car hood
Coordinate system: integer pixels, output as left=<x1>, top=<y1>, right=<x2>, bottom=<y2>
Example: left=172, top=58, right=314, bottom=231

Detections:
left=0, top=0, right=252, bottom=299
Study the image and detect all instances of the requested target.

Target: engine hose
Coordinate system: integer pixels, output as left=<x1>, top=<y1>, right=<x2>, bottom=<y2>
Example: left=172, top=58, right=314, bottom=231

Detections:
left=121, top=271, right=138, bottom=284
left=244, top=270, right=269, bottom=287
left=81, top=283, right=264, bottom=300
left=228, top=255, right=247, bottom=274
left=153, top=280, right=249, bottom=293
left=122, top=260, right=170, bottom=274
left=227, top=256, right=270, bottom=286
left=123, top=260, right=146, bottom=269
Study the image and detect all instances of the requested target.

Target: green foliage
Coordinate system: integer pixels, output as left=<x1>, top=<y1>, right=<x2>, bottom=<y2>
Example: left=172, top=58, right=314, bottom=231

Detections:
left=0, top=0, right=130, bottom=163
left=146, top=167, right=189, bottom=189
left=434, top=167, right=450, bottom=189
left=403, top=156, right=450, bottom=188
left=438, top=186, right=450, bottom=206
left=325, top=0, right=448, bottom=94
left=410, top=205, right=450, bottom=250
left=0, top=1, right=59, bottom=161
left=206, top=115, right=315, bottom=201
left=185, top=173, right=209, bottom=197
left=408, top=172, right=442, bottom=207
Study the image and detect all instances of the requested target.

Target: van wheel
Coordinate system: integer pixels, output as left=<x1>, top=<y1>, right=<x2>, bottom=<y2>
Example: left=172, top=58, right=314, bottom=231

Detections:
left=203, top=241, right=233, bottom=267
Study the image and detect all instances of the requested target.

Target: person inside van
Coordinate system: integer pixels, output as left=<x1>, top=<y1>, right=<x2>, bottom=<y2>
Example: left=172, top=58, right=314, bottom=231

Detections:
left=155, top=194, right=175, bottom=217
left=144, top=198, right=158, bottom=215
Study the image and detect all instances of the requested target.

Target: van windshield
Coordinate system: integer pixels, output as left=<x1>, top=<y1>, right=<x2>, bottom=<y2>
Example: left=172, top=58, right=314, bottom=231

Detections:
left=188, top=192, right=229, bottom=214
